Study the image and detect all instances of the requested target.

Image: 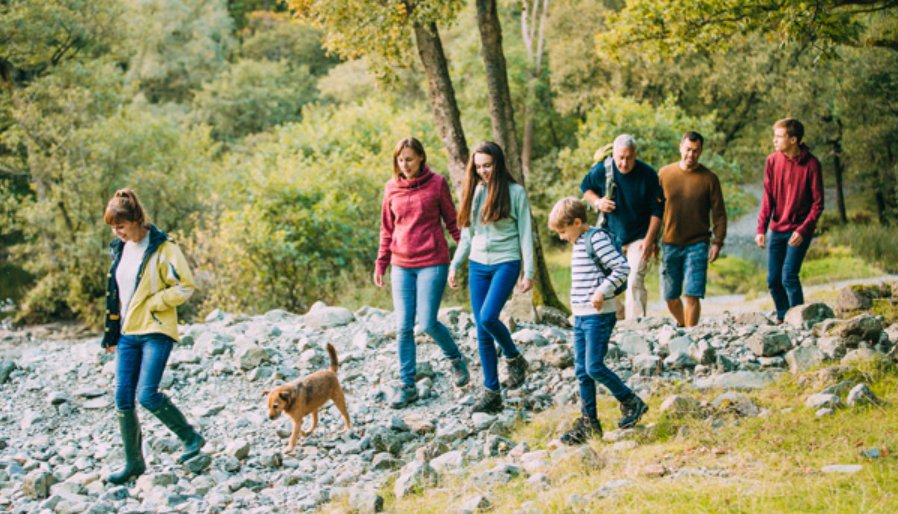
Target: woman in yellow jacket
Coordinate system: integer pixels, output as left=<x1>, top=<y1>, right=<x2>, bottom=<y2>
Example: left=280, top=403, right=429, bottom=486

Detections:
left=101, top=189, right=204, bottom=484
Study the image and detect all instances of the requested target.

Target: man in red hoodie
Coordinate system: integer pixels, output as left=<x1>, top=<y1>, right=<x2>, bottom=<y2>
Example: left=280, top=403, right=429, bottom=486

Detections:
left=756, top=118, right=824, bottom=323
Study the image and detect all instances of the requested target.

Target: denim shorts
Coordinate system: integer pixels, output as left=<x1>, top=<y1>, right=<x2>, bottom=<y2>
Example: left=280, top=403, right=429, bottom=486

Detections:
left=661, top=241, right=709, bottom=300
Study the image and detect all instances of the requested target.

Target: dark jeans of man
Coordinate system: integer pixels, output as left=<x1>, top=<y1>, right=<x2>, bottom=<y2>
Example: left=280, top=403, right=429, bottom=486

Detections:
left=767, top=230, right=813, bottom=321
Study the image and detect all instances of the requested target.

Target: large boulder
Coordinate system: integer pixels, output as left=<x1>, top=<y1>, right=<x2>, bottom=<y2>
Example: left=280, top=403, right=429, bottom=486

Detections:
left=784, top=303, right=835, bottom=329
left=747, top=328, right=792, bottom=357
left=304, top=302, right=355, bottom=329
left=835, top=286, right=872, bottom=313
left=785, top=346, right=825, bottom=374
left=617, top=333, right=653, bottom=356
left=825, top=315, right=883, bottom=345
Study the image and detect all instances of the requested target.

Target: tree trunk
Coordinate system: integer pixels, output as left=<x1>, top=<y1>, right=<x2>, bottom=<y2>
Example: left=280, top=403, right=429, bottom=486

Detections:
left=829, top=118, right=848, bottom=224
left=520, top=0, right=549, bottom=180
left=413, top=22, right=469, bottom=192
left=475, top=0, right=568, bottom=315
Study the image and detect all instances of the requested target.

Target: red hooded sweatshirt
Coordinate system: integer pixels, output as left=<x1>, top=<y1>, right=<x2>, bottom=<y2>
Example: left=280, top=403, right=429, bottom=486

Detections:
left=376, top=167, right=461, bottom=275
left=757, top=144, right=824, bottom=239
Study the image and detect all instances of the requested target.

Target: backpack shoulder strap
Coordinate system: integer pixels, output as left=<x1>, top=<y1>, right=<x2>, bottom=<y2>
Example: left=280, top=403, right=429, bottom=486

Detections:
left=603, top=157, right=614, bottom=192
left=584, top=227, right=598, bottom=263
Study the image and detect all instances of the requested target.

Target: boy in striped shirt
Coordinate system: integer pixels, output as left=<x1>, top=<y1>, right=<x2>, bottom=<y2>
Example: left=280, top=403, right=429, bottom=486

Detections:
left=549, top=197, right=649, bottom=444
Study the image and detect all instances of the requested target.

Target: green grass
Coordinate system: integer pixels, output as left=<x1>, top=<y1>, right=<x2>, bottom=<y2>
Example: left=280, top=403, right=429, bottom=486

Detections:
left=826, top=223, right=898, bottom=274
left=368, top=359, right=898, bottom=513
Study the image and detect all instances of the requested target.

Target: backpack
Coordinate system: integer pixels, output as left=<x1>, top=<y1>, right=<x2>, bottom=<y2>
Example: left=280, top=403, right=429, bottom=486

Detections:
left=583, top=226, right=627, bottom=297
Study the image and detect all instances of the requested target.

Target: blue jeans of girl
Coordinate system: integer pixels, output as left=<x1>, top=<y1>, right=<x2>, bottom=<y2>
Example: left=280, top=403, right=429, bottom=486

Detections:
left=469, top=259, right=523, bottom=392
left=767, top=230, right=813, bottom=321
left=391, top=264, right=462, bottom=387
left=115, top=333, right=174, bottom=411
left=574, top=313, right=634, bottom=420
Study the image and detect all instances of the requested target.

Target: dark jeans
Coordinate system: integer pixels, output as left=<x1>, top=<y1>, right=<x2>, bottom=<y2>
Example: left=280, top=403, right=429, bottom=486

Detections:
left=573, top=313, right=633, bottom=420
left=391, top=264, right=462, bottom=386
left=767, top=230, right=812, bottom=321
left=115, top=333, right=174, bottom=411
left=469, top=259, right=522, bottom=392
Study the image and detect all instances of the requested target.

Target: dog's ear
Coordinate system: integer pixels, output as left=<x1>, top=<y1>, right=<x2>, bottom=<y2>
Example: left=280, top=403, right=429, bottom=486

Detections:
left=279, top=389, right=294, bottom=403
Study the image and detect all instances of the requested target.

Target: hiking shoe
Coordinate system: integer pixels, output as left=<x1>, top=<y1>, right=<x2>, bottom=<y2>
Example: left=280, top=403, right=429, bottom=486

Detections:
left=618, top=395, right=648, bottom=429
left=449, top=355, right=470, bottom=387
left=390, top=384, right=419, bottom=409
left=560, top=417, right=603, bottom=445
left=471, top=389, right=503, bottom=414
left=502, top=354, right=528, bottom=389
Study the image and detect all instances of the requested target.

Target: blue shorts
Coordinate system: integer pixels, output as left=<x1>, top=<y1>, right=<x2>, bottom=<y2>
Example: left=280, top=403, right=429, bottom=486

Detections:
left=661, top=241, right=709, bottom=300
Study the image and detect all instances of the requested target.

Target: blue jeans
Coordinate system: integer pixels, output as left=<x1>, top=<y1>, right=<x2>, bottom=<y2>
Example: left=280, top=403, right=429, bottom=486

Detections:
left=661, top=241, right=709, bottom=300
left=115, top=333, right=174, bottom=411
left=392, top=264, right=462, bottom=386
left=767, top=230, right=812, bottom=321
left=574, top=313, right=633, bottom=420
left=469, top=260, right=522, bottom=392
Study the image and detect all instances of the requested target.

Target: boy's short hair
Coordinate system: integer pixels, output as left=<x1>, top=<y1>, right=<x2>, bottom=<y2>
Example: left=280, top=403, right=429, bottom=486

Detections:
left=548, top=197, right=588, bottom=230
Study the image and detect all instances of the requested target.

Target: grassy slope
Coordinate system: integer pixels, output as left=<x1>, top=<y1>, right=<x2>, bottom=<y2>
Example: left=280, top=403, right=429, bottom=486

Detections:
left=341, top=359, right=898, bottom=513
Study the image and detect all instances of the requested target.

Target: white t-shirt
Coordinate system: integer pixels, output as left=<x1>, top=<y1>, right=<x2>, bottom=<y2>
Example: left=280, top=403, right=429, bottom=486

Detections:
left=116, top=233, right=150, bottom=325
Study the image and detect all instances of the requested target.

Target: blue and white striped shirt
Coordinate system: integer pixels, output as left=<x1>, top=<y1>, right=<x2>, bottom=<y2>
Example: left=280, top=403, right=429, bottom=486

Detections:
left=570, top=228, right=630, bottom=316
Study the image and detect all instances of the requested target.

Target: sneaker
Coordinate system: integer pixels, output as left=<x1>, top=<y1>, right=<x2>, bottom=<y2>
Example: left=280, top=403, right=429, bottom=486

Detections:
left=560, top=417, right=603, bottom=445
left=502, top=354, right=528, bottom=389
left=449, top=355, right=470, bottom=387
left=390, top=384, right=418, bottom=409
left=471, top=389, right=503, bottom=414
left=618, top=395, right=648, bottom=429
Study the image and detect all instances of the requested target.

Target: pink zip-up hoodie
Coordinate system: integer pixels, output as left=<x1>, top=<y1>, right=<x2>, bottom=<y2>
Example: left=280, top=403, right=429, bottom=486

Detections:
left=376, top=167, right=461, bottom=275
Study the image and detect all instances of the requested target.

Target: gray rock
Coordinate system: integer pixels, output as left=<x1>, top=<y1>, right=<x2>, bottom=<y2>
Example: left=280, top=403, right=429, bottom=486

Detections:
left=664, top=352, right=697, bottom=370
left=826, top=315, right=883, bottom=345
left=370, top=452, right=402, bottom=471
left=393, top=461, right=438, bottom=498
left=659, top=395, right=701, bottom=418
left=473, top=463, right=520, bottom=487
left=784, top=303, right=835, bottom=328
left=805, top=393, right=841, bottom=410
left=305, top=303, right=355, bottom=329
left=694, top=371, right=777, bottom=390
left=633, top=354, right=662, bottom=376
left=0, top=360, right=17, bottom=384
left=816, top=336, right=847, bottom=360
left=689, top=340, right=716, bottom=365
left=617, top=333, right=653, bottom=356
left=748, top=328, right=792, bottom=357
left=512, top=329, right=549, bottom=347
left=226, top=439, right=250, bottom=460
left=459, top=494, right=491, bottom=513
left=846, top=383, right=879, bottom=407
left=836, top=287, right=872, bottom=312
left=236, top=344, right=269, bottom=370
left=841, top=348, right=882, bottom=365
left=667, top=336, right=693, bottom=356
left=430, top=450, right=464, bottom=473
left=733, top=312, right=772, bottom=326
left=785, top=346, right=825, bottom=374
left=536, top=306, right=571, bottom=327
left=540, top=345, right=573, bottom=369
left=23, top=470, right=57, bottom=499
left=711, top=392, right=760, bottom=417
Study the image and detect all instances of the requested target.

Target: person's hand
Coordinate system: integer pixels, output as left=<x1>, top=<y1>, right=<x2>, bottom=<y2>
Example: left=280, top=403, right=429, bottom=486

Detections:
left=590, top=289, right=605, bottom=311
left=373, top=271, right=384, bottom=288
left=788, top=232, right=804, bottom=247
left=755, top=233, right=765, bottom=249
left=448, top=270, right=458, bottom=289
left=640, top=239, right=657, bottom=264
left=596, top=197, right=616, bottom=213
left=517, top=277, right=533, bottom=293
left=106, top=346, right=116, bottom=354
left=708, top=243, right=721, bottom=263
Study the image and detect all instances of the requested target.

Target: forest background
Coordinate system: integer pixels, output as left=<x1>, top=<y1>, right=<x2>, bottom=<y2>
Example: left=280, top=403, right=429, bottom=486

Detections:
left=1, top=0, right=897, bottom=328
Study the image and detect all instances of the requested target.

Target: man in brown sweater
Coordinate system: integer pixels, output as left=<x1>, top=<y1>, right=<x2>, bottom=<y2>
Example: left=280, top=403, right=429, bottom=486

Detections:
left=658, top=131, right=727, bottom=327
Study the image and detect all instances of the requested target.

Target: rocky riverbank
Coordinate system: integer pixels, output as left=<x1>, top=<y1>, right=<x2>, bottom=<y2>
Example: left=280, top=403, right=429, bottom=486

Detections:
left=0, top=287, right=896, bottom=513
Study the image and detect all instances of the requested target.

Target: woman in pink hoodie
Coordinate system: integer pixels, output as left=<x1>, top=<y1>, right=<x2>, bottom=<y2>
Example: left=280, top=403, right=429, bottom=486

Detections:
left=374, top=137, right=470, bottom=408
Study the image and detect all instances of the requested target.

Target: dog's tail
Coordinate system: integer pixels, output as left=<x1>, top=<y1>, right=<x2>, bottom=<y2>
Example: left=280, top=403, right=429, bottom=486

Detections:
left=326, top=342, right=339, bottom=373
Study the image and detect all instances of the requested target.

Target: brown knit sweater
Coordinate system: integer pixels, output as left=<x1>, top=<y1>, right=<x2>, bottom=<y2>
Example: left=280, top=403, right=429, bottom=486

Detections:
left=658, top=163, right=727, bottom=247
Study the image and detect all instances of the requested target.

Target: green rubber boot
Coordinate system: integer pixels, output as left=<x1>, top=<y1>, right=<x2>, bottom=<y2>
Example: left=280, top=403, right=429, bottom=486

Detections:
left=149, top=396, right=206, bottom=464
left=106, top=409, right=146, bottom=485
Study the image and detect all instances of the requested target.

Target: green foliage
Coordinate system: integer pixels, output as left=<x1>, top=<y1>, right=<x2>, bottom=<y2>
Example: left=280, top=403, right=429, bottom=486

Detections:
left=122, top=0, right=235, bottom=103
left=826, top=224, right=898, bottom=274
left=238, top=11, right=337, bottom=76
left=193, top=59, right=317, bottom=141
left=198, top=99, right=448, bottom=314
left=597, top=0, right=897, bottom=58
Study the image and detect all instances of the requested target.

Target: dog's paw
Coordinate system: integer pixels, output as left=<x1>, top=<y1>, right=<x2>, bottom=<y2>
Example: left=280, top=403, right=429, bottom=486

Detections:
left=284, top=445, right=296, bottom=454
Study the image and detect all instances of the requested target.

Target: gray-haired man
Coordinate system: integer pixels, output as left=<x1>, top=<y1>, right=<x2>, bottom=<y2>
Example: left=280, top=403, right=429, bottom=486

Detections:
left=580, top=135, right=665, bottom=320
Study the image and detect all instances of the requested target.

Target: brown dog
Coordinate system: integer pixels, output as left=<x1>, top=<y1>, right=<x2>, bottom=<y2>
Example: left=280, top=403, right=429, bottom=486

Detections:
left=265, top=343, right=351, bottom=453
